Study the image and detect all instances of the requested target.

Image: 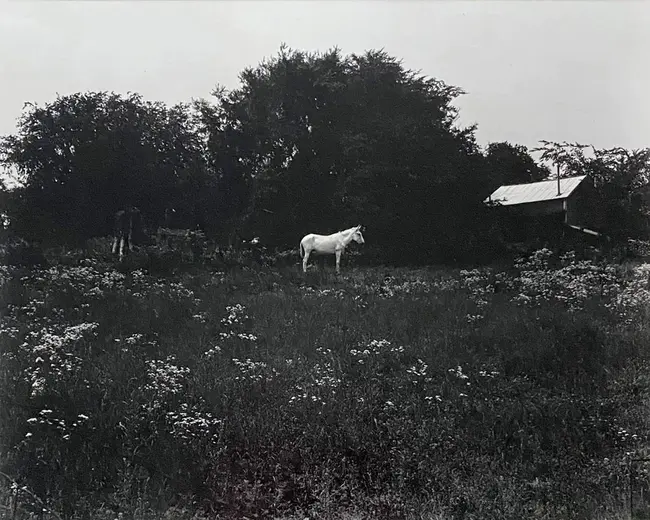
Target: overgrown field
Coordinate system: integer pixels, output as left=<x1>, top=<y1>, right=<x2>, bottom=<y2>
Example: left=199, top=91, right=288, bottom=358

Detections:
left=2, top=247, right=650, bottom=519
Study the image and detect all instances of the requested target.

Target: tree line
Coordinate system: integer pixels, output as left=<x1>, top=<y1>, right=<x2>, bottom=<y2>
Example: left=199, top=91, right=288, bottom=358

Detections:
left=1, top=45, right=648, bottom=264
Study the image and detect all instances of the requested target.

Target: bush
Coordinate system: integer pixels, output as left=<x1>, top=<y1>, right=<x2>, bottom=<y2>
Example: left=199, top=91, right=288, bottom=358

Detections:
left=1, top=237, right=48, bottom=267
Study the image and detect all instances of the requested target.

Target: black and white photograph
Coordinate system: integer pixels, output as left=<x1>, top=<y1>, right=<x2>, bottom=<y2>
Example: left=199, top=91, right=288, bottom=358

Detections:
left=1, top=1, right=649, bottom=518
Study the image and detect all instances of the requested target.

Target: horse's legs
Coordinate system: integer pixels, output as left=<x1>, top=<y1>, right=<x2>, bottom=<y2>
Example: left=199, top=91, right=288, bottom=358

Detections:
left=303, top=250, right=311, bottom=273
left=335, top=250, right=342, bottom=274
left=119, top=237, right=126, bottom=261
left=111, top=236, right=118, bottom=254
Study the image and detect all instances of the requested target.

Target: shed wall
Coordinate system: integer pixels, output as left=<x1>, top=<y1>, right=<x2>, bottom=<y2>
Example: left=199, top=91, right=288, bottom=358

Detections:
left=508, top=199, right=565, bottom=217
left=565, top=177, right=598, bottom=229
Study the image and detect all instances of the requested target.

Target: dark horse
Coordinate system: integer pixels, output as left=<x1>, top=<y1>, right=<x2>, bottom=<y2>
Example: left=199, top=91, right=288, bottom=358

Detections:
left=112, top=207, right=143, bottom=260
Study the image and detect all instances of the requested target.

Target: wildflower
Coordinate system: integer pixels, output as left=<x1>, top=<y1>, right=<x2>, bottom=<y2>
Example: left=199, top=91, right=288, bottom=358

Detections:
left=143, top=356, right=190, bottom=399
left=232, top=358, right=276, bottom=383
left=407, top=359, right=429, bottom=380
left=166, top=403, right=224, bottom=444
left=124, top=333, right=144, bottom=346
left=455, top=366, right=469, bottom=380
left=203, top=345, right=222, bottom=359
left=221, top=304, right=249, bottom=327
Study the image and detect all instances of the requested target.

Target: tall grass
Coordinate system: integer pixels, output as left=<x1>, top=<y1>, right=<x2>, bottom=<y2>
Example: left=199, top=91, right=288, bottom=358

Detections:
left=1, top=246, right=650, bottom=519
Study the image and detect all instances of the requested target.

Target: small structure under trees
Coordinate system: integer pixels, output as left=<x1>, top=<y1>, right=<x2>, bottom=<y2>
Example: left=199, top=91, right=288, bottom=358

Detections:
left=485, top=174, right=602, bottom=248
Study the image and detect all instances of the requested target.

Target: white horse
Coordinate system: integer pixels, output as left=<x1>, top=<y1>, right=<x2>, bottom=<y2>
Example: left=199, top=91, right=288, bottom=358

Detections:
left=299, top=225, right=365, bottom=274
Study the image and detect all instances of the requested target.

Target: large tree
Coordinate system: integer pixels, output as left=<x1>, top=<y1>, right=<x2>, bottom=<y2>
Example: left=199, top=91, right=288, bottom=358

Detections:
left=207, top=45, right=491, bottom=263
left=483, top=141, right=550, bottom=192
left=205, top=46, right=351, bottom=245
left=0, top=92, right=214, bottom=243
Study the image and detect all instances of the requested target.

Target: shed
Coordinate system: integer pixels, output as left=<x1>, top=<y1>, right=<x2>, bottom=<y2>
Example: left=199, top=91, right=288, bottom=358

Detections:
left=484, top=175, right=601, bottom=241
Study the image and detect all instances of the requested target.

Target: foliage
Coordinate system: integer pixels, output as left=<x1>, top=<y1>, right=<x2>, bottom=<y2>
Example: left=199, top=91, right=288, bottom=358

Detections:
left=206, top=45, right=491, bottom=263
left=483, top=141, right=551, bottom=192
left=534, top=141, right=650, bottom=241
left=1, top=250, right=650, bottom=519
left=0, top=45, right=648, bottom=263
left=0, top=93, right=215, bottom=244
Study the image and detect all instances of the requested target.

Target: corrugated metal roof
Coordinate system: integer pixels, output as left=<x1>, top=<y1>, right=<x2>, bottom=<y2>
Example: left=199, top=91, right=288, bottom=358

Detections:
left=484, top=175, right=587, bottom=206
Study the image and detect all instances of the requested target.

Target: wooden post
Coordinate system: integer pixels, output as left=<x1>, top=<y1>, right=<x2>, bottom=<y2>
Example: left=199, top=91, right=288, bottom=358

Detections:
left=557, top=163, right=561, bottom=196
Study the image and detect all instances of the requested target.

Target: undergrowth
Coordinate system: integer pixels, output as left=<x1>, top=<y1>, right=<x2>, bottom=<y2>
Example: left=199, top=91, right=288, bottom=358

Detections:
left=1, top=245, right=650, bottom=519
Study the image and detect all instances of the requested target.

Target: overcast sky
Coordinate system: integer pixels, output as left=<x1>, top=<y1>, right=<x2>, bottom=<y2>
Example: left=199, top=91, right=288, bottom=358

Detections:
left=1, top=0, right=649, bottom=156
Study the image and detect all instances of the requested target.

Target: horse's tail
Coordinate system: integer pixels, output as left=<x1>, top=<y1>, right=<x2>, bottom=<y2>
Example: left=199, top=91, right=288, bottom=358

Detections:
left=299, top=240, right=304, bottom=259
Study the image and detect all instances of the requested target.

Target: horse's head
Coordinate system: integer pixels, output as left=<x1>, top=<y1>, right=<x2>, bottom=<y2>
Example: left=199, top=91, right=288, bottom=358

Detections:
left=352, top=224, right=365, bottom=244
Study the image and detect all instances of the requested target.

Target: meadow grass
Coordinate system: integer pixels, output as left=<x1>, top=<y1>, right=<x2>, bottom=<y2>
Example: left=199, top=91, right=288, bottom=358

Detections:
left=2, top=246, right=650, bottom=519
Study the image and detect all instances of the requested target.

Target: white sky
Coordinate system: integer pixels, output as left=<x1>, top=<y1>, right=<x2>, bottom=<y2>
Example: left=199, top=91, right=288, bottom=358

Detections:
left=1, top=0, right=649, bottom=158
